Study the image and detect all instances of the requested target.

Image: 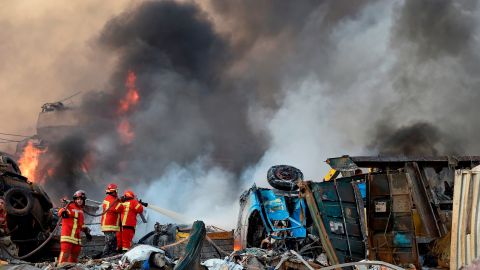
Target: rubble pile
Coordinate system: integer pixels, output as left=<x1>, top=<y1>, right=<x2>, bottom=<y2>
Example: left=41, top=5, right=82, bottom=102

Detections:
left=4, top=156, right=480, bottom=269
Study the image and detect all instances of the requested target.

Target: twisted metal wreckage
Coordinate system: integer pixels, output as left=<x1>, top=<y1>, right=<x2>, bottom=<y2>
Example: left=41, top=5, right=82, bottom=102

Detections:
left=0, top=155, right=480, bottom=269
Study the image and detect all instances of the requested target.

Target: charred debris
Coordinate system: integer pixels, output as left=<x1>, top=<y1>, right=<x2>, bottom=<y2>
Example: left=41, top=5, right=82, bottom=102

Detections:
left=0, top=155, right=480, bottom=269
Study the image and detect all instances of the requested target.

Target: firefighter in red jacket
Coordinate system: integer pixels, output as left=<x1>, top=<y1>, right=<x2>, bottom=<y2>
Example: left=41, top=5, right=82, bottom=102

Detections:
left=58, top=190, right=92, bottom=265
left=117, top=190, right=145, bottom=251
left=101, top=183, right=123, bottom=256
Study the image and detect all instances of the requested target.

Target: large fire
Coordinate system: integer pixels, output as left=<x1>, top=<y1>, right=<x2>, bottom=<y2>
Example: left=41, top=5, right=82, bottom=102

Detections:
left=118, top=70, right=140, bottom=114
left=18, top=141, right=46, bottom=182
left=117, top=70, right=140, bottom=144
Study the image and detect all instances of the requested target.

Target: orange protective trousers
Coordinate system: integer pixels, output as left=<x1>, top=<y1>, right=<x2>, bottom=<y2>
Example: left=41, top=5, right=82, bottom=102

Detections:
left=59, top=242, right=81, bottom=264
left=116, top=227, right=135, bottom=251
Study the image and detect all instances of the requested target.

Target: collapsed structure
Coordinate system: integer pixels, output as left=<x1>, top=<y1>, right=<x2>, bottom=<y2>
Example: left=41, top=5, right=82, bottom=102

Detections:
left=1, top=155, right=480, bottom=269
left=233, top=156, right=480, bottom=269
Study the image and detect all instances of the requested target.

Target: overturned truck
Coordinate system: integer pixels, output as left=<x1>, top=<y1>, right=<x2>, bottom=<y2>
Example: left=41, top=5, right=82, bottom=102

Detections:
left=236, top=156, right=480, bottom=269
left=0, top=153, right=54, bottom=259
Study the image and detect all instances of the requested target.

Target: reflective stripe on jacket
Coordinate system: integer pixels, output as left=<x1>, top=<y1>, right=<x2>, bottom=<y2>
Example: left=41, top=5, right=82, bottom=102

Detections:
left=120, top=199, right=143, bottom=227
left=59, top=203, right=85, bottom=245
left=101, top=194, right=123, bottom=232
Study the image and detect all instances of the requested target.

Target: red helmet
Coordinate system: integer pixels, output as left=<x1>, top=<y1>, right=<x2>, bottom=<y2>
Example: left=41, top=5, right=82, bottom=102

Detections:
left=73, top=190, right=86, bottom=200
left=124, top=190, right=135, bottom=199
left=106, top=183, right=118, bottom=193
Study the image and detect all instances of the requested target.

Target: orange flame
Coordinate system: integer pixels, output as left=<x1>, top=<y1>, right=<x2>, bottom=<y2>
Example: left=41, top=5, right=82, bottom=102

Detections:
left=116, top=70, right=140, bottom=145
left=118, top=71, right=140, bottom=114
left=18, top=141, right=45, bottom=182
left=117, top=118, right=134, bottom=144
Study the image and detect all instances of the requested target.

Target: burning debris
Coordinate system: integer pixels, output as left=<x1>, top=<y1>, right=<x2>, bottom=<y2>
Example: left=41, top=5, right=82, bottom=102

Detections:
left=3, top=0, right=480, bottom=269
left=2, top=156, right=480, bottom=270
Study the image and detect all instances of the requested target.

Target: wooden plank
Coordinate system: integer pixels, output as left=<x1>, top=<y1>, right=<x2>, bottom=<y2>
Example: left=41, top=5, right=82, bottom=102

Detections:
left=460, top=172, right=472, bottom=266
left=470, top=173, right=480, bottom=261
left=451, top=170, right=464, bottom=269
left=206, top=231, right=233, bottom=239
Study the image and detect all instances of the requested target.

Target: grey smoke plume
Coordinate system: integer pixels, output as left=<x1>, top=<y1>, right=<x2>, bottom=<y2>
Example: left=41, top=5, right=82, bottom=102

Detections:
left=39, top=0, right=270, bottom=202
left=7, top=0, right=480, bottom=226
left=368, top=0, right=480, bottom=156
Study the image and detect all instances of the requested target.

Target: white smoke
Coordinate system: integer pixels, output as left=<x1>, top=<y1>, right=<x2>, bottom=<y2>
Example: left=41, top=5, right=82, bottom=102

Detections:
left=140, top=156, right=239, bottom=230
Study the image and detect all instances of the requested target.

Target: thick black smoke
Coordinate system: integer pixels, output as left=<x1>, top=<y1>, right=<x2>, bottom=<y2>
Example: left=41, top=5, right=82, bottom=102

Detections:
left=30, top=0, right=480, bottom=206
left=40, top=133, right=95, bottom=200
left=369, top=121, right=463, bottom=156
left=42, top=0, right=269, bottom=200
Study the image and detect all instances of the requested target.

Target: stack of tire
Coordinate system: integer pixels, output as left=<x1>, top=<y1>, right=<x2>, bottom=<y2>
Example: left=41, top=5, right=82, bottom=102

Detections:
left=267, top=165, right=304, bottom=191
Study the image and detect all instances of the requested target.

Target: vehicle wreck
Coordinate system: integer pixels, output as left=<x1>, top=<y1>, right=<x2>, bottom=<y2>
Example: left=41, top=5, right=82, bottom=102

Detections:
left=234, top=156, right=480, bottom=269
left=3, top=156, right=480, bottom=269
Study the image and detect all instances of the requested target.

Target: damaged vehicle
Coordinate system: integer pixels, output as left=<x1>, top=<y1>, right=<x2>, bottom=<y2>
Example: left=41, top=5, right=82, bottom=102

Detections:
left=236, top=156, right=480, bottom=269
left=235, top=165, right=368, bottom=267
left=0, top=153, right=54, bottom=258
left=235, top=166, right=308, bottom=251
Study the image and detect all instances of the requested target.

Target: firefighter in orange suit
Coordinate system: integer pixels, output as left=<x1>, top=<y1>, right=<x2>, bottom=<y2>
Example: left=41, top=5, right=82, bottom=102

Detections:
left=101, top=183, right=123, bottom=256
left=58, top=190, right=92, bottom=265
left=117, top=190, right=144, bottom=251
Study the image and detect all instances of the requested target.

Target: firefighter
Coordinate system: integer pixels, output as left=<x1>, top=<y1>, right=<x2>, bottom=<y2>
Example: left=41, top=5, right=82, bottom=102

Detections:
left=58, top=190, right=92, bottom=265
left=117, top=190, right=145, bottom=251
left=101, top=183, right=123, bottom=256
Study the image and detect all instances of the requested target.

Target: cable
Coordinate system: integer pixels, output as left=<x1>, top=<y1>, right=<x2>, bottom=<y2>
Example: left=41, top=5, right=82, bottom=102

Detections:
left=0, top=138, right=22, bottom=143
left=0, top=218, right=62, bottom=260
left=318, top=260, right=405, bottom=270
left=83, top=199, right=120, bottom=217
left=0, top=132, right=30, bottom=138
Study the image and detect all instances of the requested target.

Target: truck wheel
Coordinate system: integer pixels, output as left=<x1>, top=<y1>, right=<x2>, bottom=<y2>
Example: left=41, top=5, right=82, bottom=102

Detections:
left=5, top=188, right=33, bottom=216
left=267, top=165, right=304, bottom=191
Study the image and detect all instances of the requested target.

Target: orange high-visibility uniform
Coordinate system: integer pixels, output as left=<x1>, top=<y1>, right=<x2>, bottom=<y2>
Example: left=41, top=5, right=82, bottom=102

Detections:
left=117, top=199, right=143, bottom=250
left=101, top=194, right=123, bottom=232
left=58, top=203, right=85, bottom=264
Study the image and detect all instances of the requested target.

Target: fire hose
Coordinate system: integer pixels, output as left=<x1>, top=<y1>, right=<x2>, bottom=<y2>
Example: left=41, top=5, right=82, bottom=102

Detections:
left=0, top=217, right=62, bottom=260
left=64, top=198, right=119, bottom=217
left=0, top=197, right=149, bottom=260
left=0, top=199, right=101, bottom=260
left=82, top=198, right=147, bottom=221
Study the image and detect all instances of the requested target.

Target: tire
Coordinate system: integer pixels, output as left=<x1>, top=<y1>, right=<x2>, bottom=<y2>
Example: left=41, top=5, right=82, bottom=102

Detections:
left=5, top=188, right=33, bottom=216
left=267, top=165, right=304, bottom=191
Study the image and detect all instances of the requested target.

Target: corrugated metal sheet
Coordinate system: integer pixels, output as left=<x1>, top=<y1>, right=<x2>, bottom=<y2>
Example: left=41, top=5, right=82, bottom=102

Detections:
left=450, top=169, right=480, bottom=269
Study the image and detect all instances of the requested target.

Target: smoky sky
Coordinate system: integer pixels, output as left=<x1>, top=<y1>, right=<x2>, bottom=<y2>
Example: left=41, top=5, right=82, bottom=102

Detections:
left=41, top=0, right=270, bottom=200
left=4, top=0, right=480, bottom=208
left=369, top=0, right=480, bottom=155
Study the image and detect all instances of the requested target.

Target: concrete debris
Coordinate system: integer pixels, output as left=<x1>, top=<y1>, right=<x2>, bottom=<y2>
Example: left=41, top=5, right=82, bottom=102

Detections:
left=120, top=245, right=166, bottom=266
left=201, top=259, right=242, bottom=270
